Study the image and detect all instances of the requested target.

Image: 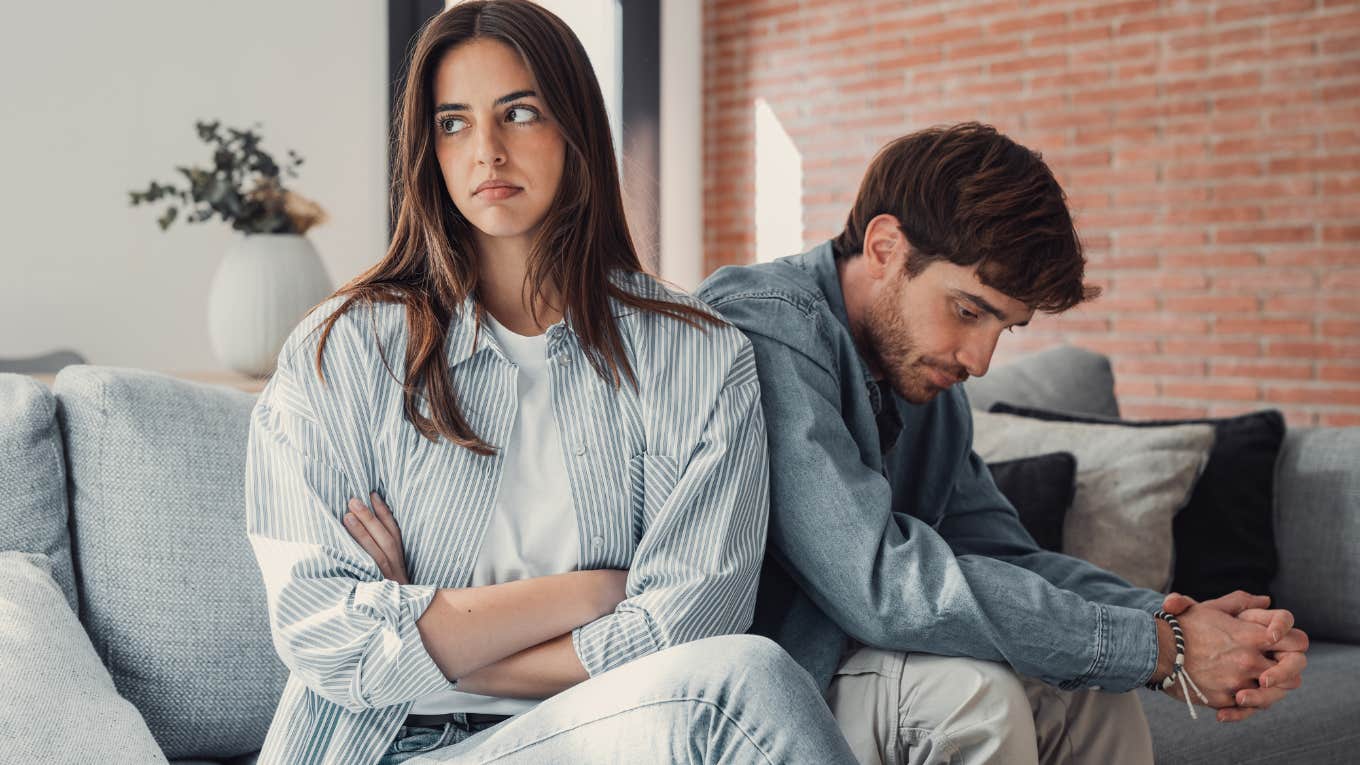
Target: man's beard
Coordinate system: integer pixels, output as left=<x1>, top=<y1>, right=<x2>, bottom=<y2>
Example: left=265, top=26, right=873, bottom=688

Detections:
left=863, top=289, right=968, bottom=405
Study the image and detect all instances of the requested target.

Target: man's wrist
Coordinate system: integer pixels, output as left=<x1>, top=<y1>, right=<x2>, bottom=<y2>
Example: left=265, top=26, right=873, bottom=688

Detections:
left=1153, top=616, right=1176, bottom=684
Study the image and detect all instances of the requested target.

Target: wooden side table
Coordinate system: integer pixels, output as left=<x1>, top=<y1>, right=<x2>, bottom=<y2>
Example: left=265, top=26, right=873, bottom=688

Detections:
left=31, top=370, right=269, bottom=394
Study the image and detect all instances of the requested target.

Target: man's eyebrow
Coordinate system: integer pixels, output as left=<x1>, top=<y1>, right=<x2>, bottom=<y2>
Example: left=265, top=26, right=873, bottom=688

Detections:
left=953, top=289, right=1029, bottom=327
left=434, top=89, right=538, bottom=113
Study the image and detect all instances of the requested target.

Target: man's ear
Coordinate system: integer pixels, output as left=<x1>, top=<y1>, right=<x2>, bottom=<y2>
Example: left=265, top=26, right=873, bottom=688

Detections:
left=862, top=213, right=905, bottom=280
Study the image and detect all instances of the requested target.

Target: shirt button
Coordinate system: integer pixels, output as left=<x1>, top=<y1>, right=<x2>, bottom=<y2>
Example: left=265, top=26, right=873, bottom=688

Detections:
left=591, top=536, right=603, bottom=548
left=575, top=444, right=588, bottom=456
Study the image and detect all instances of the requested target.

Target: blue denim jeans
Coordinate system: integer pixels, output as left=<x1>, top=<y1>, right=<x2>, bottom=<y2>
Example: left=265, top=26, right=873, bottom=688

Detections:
left=385, top=634, right=856, bottom=764
left=379, top=720, right=487, bottom=764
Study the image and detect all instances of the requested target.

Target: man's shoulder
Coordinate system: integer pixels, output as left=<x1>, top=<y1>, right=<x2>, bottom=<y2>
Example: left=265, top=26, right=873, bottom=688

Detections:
left=697, top=258, right=827, bottom=320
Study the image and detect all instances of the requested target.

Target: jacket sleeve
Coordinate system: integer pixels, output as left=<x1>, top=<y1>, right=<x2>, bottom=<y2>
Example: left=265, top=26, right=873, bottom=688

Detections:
left=244, top=312, right=448, bottom=712
left=711, top=294, right=1160, bottom=692
left=936, top=426, right=1166, bottom=615
left=571, top=345, right=770, bottom=676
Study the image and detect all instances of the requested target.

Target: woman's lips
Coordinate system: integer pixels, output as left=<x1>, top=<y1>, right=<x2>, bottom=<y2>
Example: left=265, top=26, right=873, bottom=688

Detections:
left=476, top=185, right=522, bottom=201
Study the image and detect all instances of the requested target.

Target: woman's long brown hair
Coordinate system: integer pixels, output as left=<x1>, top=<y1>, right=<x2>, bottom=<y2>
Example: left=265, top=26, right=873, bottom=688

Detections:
left=311, top=0, right=716, bottom=455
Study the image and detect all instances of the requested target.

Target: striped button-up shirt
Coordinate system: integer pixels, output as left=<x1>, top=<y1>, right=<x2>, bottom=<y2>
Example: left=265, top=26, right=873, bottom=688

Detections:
left=245, top=271, right=769, bottom=764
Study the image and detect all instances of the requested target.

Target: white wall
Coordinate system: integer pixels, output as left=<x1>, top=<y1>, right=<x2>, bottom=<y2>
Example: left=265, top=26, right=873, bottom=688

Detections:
left=0, top=1, right=388, bottom=370
left=659, top=0, right=703, bottom=290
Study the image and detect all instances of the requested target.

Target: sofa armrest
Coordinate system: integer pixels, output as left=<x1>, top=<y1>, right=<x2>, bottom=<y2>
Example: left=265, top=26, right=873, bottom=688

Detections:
left=1270, top=427, right=1360, bottom=644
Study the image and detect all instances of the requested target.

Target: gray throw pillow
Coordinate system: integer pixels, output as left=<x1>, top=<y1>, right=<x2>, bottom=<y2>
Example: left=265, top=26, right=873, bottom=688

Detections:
left=0, top=551, right=168, bottom=764
left=53, top=366, right=286, bottom=760
left=0, top=374, right=77, bottom=612
left=971, top=410, right=1215, bottom=591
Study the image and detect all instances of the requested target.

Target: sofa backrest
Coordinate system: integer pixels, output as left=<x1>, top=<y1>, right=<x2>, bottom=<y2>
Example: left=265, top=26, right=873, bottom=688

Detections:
left=53, top=365, right=285, bottom=761
left=0, top=374, right=78, bottom=613
left=962, top=345, right=1120, bottom=418
left=1271, top=427, right=1360, bottom=644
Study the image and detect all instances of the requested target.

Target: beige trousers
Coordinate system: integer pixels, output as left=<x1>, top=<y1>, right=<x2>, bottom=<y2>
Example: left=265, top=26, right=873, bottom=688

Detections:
left=826, top=646, right=1154, bottom=765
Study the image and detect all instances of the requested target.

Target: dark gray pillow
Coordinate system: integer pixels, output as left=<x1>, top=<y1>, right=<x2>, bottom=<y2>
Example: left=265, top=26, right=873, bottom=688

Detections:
left=990, top=403, right=1283, bottom=601
left=986, top=453, right=1077, bottom=553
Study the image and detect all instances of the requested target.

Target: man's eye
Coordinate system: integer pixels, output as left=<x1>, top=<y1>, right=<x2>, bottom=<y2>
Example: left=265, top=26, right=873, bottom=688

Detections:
left=506, top=105, right=539, bottom=123
left=958, top=305, right=979, bottom=321
left=437, top=116, right=467, bottom=134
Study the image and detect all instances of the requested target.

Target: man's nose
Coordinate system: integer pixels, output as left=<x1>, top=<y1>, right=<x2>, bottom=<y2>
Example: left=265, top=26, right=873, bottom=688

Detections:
left=956, top=329, right=1000, bottom=379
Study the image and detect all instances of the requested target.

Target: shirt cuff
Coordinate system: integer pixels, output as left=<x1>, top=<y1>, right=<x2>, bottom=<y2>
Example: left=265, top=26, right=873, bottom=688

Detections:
left=1072, top=603, right=1160, bottom=692
left=571, top=607, right=661, bottom=677
left=348, top=581, right=448, bottom=707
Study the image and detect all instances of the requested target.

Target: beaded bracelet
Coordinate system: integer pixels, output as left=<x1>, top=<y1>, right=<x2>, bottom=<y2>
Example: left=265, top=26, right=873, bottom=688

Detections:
left=1146, top=609, right=1211, bottom=719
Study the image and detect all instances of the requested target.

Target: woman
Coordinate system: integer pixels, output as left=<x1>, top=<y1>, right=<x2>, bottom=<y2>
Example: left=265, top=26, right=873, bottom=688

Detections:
left=244, top=1, right=856, bottom=763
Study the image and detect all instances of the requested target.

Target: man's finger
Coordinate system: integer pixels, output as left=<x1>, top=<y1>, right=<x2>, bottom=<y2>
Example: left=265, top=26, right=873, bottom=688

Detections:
left=1237, top=608, right=1296, bottom=644
left=1205, top=590, right=1271, bottom=616
left=370, top=491, right=402, bottom=542
left=1260, top=649, right=1307, bottom=690
left=1162, top=592, right=1196, bottom=615
left=1217, top=706, right=1260, bottom=723
left=1235, top=685, right=1289, bottom=710
left=1262, top=627, right=1309, bottom=653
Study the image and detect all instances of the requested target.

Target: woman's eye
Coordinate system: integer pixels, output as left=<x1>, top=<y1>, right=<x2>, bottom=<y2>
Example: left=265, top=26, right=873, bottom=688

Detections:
left=437, top=116, right=467, bottom=135
left=506, top=105, right=539, bottom=124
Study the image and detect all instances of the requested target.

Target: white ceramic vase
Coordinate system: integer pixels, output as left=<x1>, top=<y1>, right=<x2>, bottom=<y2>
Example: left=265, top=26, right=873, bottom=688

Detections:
left=207, top=233, right=333, bottom=378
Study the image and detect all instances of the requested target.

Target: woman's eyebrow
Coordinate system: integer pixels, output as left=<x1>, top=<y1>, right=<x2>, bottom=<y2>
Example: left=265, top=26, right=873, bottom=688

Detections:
left=434, top=89, right=539, bottom=114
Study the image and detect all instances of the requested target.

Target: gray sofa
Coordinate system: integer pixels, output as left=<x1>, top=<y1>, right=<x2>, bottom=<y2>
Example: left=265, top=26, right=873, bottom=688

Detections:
left=0, top=345, right=1356, bottom=763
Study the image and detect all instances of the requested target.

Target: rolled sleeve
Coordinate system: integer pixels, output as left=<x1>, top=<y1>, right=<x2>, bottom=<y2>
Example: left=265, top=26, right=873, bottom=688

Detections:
left=571, top=356, right=770, bottom=677
left=245, top=329, right=448, bottom=712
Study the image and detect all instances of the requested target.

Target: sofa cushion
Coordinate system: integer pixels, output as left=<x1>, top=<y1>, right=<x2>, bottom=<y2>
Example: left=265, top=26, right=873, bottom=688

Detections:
left=971, top=410, right=1215, bottom=591
left=54, top=366, right=286, bottom=760
left=1142, top=640, right=1360, bottom=764
left=962, top=345, right=1120, bottom=418
left=0, top=551, right=168, bottom=764
left=0, top=374, right=78, bottom=612
left=1271, top=427, right=1360, bottom=643
left=990, top=404, right=1285, bottom=602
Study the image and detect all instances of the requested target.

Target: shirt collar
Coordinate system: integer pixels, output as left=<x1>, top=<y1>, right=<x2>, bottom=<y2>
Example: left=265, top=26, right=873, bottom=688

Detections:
left=792, top=240, right=877, bottom=391
left=444, top=269, right=644, bottom=370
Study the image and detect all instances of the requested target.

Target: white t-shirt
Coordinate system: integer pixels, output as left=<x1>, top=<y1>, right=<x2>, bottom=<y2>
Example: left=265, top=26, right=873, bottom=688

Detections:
left=408, top=313, right=579, bottom=715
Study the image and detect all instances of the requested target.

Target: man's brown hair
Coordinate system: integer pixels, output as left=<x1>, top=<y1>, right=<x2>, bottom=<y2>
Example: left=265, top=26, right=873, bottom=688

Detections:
left=832, top=122, right=1098, bottom=312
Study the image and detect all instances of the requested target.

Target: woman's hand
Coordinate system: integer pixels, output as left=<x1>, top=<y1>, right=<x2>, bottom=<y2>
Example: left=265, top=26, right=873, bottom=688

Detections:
left=344, top=492, right=410, bottom=585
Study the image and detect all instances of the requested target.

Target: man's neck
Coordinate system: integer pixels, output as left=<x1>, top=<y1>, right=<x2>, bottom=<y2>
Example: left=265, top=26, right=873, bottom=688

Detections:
left=835, top=253, right=884, bottom=380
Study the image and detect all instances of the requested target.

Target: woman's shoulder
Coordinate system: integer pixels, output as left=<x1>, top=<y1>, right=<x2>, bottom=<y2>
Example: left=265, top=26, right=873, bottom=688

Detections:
left=276, top=294, right=411, bottom=376
left=611, top=270, right=754, bottom=375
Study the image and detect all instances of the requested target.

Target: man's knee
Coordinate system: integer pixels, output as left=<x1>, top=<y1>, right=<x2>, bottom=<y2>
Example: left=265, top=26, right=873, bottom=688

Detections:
left=900, top=654, right=1037, bottom=762
left=905, top=654, right=1030, bottom=721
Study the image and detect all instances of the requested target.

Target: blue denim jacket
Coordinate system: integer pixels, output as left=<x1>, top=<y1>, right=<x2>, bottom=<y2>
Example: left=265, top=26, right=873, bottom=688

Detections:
left=697, top=240, right=1163, bottom=694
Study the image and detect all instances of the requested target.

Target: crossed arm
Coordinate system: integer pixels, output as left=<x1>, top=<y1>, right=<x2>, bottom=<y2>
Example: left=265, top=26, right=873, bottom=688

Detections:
left=342, top=492, right=618, bottom=698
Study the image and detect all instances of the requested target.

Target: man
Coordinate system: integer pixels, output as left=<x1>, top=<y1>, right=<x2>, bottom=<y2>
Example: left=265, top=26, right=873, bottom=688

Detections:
left=696, top=123, right=1309, bottom=764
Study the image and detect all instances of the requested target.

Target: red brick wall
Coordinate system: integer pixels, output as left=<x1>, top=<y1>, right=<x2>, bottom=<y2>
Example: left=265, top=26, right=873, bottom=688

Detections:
left=703, top=0, right=1360, bottom=425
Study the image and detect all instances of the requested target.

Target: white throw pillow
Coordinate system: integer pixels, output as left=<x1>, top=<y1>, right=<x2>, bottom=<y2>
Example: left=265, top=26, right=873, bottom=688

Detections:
left=0, top=551, right=168, bottom=764
left=971, top=411, right=1215, bottom=591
